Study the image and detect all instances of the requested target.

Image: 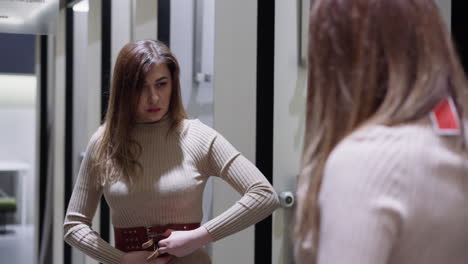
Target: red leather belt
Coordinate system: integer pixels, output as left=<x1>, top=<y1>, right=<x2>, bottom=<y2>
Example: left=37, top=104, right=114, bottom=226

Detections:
left=114, top=223, right=200, bottom=252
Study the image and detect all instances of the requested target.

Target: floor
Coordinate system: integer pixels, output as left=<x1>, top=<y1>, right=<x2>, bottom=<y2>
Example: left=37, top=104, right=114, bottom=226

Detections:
left=0, top=224, right=34, bottom=264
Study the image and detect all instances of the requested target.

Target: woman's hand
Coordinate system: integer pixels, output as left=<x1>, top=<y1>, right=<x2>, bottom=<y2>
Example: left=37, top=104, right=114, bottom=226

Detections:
left=120, top=251, right=175, bottom=264
left=157, top=227, right=213, bottom=258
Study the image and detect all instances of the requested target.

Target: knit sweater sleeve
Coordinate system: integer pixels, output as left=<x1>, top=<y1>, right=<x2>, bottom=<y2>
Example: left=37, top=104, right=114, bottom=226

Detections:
left=317, top=128, right=409, bottom=264
left=200, top=129, right=280, bottom=241
left=63, top=128, right=125, bottom=264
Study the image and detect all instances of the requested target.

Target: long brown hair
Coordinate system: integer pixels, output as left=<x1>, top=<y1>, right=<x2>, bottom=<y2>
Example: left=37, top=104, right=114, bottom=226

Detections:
left=94, top=40, right=187, bottom=184
left=294, top=0, right=468, bottom=262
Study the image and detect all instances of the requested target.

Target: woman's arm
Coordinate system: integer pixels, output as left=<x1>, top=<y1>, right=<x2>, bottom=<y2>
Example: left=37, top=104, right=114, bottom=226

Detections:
left=63, top=129, right=125, bottom=264
left=200, top=132, right=280, bottom=241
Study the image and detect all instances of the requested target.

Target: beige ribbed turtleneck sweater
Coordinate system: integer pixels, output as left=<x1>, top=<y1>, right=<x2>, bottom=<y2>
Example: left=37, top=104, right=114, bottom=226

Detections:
left=317, top=118, right=468, bottom=264
left=64, top=118, right=279, bottom=264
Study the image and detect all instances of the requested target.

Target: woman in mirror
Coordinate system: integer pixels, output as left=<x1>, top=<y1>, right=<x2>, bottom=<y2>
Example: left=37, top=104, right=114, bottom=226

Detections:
left=64, top=40, right=279, bottom=264
left=295, top=0, right=468, bottom=263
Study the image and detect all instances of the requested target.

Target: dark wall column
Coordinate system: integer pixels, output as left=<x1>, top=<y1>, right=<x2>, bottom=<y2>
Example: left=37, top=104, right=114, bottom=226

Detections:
left=99, top=1, right=112, bottom=257
left=452, top=1, right=468, bottom=75
left=255, top=1, right=275, bottom=263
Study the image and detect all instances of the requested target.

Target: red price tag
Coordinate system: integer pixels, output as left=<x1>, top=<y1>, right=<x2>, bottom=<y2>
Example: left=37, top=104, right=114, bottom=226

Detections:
left=430, top=97, right=461, bottom=136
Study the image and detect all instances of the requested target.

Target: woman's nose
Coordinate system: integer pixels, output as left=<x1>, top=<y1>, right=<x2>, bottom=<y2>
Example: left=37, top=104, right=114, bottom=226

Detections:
left=148, top=89, right=159, bottom=103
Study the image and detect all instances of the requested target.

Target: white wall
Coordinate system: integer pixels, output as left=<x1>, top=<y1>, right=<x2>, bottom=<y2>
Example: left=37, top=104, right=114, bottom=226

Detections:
left=52, top=8, right=66, bottom=264
left=134, top=0, right=157, bottom=41
left=198, top=0, right=215, bottom=126
left=86, top=0, right=102, bottom=140
left=435, top=0, right=451, bottom=29
left=72, top=8, right=92, bottom=264
left=172, top=0, right=215, bottom=127
left=171, top=0, right=216, bottom=256
left=272, top=1, right=307, bottom=263
left=212, top=0, right=258, bottom=263
left=171, top=0, right=195, bottom=115
left=84, top=1, right=103, bottom=264
left=111, top=0, right=132, bottom=72
left=73, top=11, right=89, bottom=184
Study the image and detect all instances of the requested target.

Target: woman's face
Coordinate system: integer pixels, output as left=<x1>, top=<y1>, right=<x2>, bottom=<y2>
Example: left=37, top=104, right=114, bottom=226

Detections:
left=135, top=63, right=173, bottom=123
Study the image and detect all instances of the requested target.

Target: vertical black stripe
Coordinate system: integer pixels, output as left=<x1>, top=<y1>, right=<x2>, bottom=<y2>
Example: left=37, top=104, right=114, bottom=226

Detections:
left=255, top=1, right=274, bottom=264
left=38, top=35, right=48, bottom=251
left=101, top=0, right=112, bottom=122
left=157, top=0, right=171, bottom=47
left=64, top=7, right=74, bottom=264
left=100, top=0, right=112, bottom=253
left=452, top=1, right=468, bottom=74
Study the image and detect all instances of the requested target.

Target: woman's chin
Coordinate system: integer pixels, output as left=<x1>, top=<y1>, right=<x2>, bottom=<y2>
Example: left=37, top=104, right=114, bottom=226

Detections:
left=146, top=118, right=162, bottom=123
left=136, top=110, right=169, bottom=123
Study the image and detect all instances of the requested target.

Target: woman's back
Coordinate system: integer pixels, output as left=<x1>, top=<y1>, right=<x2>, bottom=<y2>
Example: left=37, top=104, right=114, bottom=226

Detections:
left=317, top=118, right=468, bottom=264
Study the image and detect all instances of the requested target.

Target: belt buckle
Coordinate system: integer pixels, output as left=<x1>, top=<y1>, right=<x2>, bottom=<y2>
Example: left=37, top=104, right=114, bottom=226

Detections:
left=146, top=229, right=166, bottom=239
left=146, top=227, right=165, bottom=251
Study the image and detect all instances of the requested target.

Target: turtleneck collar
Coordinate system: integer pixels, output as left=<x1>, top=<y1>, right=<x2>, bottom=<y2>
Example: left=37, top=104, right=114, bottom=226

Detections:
left=134, top=114, right=171, bottom=129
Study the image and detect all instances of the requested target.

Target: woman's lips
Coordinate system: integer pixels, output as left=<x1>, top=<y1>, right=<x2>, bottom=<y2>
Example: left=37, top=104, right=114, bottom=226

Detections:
left=147, top=108, right=161, bottom=113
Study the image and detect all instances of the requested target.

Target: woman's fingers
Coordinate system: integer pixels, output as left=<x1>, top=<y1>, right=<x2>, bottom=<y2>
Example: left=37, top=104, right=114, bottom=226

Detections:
left=158, top=229, right=174, bottom=247
left=157, top=246, right=168, bottom=254
left=158, top=239, right=167, bottom=247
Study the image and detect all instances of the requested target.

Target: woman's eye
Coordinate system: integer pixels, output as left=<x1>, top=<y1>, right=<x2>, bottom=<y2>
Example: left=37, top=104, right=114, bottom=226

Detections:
left=157, top=82, right=167, bottom=88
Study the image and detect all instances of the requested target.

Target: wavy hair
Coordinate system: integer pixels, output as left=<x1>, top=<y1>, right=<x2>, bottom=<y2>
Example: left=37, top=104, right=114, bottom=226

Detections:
left=93, top=40, right=187, bottom=184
